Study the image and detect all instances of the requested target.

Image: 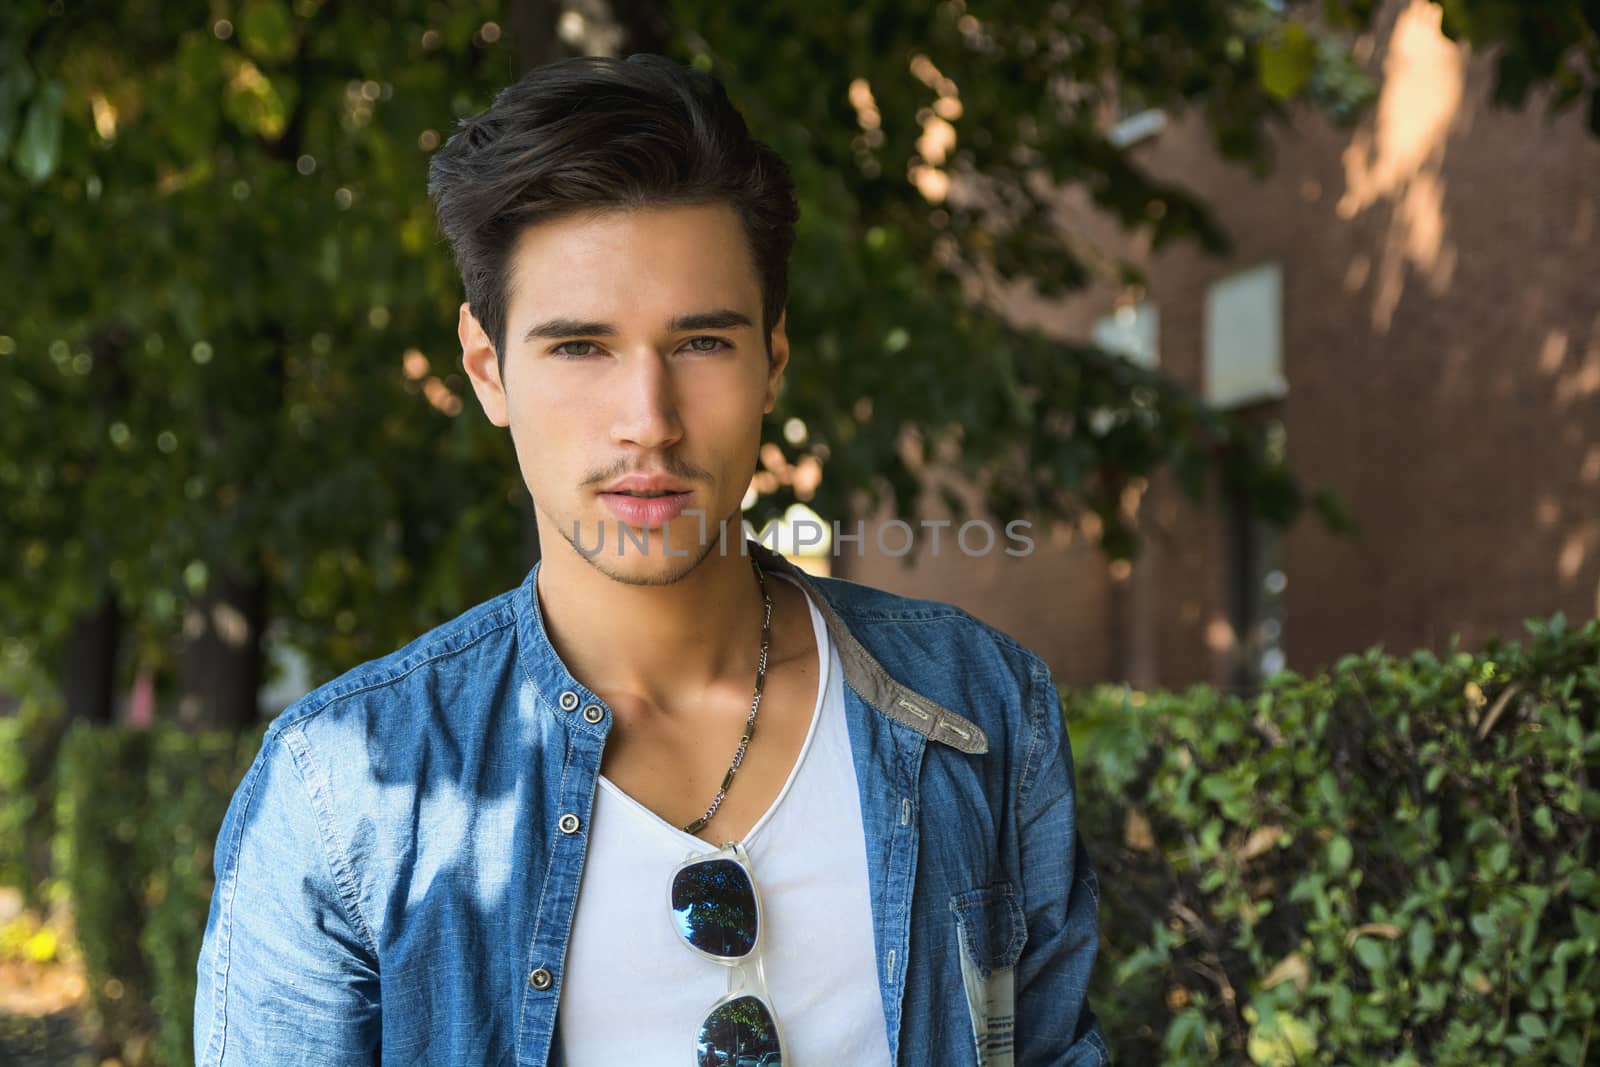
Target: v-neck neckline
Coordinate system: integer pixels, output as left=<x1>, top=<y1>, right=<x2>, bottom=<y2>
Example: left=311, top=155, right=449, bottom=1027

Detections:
left=596, top=572, right=830, bottom=851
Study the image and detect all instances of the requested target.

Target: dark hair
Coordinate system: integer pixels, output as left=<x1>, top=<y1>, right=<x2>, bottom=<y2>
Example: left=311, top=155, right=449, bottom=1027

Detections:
left=427, top=54, right=799, bottom=367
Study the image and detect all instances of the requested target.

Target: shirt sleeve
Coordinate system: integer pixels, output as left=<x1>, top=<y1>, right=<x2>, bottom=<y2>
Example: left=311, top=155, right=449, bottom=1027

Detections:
left=194, top=724, right=382, bottom=1066
left=1014, top=657, right=1112, bottom=1065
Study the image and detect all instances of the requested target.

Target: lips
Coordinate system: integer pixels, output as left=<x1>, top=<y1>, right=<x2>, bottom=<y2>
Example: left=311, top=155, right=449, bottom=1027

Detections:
left=597, top=488, right=693, bottom=528
left=602, top=475, right=692, bottom=494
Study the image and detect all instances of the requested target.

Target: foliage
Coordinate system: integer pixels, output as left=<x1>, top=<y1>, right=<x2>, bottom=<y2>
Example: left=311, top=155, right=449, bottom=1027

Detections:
left=138, top=726, right=268, bottom=1067
left=0, top=711, right=40, bottom=896
left=2, top=0, right=1594, bottom=711
left=24, top=613, right=1600, bottom=1066
left=0, top=638, right=72, bottom=905
left=55, top=725, right=156, bottom=1058
left=53, top=722, right=265, bottom=1067
left=669, top=0, right=1373, bottom=562
left=0, top=0, right=1375, bottom=715
left=1, top=0, right=525, bottom=692
left=1070, top=612, right=1600, bottom=1065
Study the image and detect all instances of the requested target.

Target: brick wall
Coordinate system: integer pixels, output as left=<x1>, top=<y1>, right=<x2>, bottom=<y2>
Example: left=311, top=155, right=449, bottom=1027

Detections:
left=843, top=0, right=1600, bottom=689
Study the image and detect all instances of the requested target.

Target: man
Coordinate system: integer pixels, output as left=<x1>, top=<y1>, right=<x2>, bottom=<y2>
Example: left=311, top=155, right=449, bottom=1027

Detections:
left=194, top=54, right=1107, bottom=1066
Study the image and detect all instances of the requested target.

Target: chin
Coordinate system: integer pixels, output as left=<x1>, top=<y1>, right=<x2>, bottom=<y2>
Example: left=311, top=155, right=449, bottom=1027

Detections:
left=586, top=546, right=713, bottom=587
left=558, top=518, right=723, bottom=586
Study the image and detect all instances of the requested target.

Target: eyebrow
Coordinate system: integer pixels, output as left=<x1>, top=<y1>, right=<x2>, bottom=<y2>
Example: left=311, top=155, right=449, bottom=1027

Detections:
left=522, top=309, right=754, bottom=344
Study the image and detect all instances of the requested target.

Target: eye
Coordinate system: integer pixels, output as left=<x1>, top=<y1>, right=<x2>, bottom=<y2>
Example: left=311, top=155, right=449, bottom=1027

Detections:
left=683, top=336, right=730, bottom=353
left=552, top=340, right=599, bottom=359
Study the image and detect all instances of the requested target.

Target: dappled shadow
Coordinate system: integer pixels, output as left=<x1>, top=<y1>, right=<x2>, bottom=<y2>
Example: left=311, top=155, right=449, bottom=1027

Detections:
left=964, top=0, right=1600, bottom=684
left=1269, top=0, right=1600, bottom=661
left=876, top=0, right=1600, bottom=687
left=1336, top=0, right=1466, bottom=334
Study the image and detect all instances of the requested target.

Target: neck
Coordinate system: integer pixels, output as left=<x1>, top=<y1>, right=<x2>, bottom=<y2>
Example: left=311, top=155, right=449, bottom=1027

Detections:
left=534, top=537, right=769, bottom=713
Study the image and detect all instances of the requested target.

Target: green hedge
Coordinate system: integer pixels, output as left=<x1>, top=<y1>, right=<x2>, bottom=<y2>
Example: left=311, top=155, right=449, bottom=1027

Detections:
left=7, top=611, right=1597, bottom=1065
left=1071, top=613, right=1600, bottom=1065
left=0, top=688, right=68, bottom=907
left=56, top=727, right=157, bottom=1054
left=54, top=723, right=265, bottom=1067
left=0, top=712, right=39, bottom=893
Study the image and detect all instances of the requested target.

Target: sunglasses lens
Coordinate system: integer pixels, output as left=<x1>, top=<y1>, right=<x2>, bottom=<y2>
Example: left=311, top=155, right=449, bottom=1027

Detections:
left=671, top=857, right=758, bottom=959
left=696, top=994, right=782, bottom=1066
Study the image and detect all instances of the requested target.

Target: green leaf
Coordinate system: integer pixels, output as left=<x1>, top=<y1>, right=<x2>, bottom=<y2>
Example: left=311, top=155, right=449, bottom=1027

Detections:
left=1164, top=1008, right=1212, bottom=1055
left=1409, top=919, right=1434, bottom=969
left=1310, top=487, right=1358, bottom=536
left=1115, top=942, right=1170, bottom=983
left=1327, top=834, right=1353, bottom=875
left=1352, top=935, right=1387, bottom=974
left=1580, top=788, right=1600, bottom=821
left=0, top=57, right=38, bottom=160
left=1247, top=1009, right=1318, bottom=1066
left=1259, top=22, right=1317, bottom=100
left=222, top=55, right=291, bottom=140
left=14, top=80, right=62, bottom=185
left=238, top=0, right=298, bottom=64
left=1417, top=980, right=1448, bottom=1012
left=1532, top=804, right=1556, bottom=839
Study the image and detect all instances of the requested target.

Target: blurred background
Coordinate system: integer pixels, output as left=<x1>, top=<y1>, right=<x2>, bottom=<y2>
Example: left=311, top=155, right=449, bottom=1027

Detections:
left=2, top=0, right=1597, bottom=1064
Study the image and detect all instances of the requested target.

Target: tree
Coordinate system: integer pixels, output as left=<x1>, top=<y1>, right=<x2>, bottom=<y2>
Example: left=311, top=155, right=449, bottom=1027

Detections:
left=658, top=0, right=1373, bottom=568
left=2, top=0, right=535, bottom=727
left=5, top=0, right=1585, bottom=726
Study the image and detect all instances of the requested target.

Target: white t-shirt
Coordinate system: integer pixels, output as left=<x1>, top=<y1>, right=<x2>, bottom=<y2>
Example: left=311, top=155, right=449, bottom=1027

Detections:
left=557, top=574, right=893, bottom=1066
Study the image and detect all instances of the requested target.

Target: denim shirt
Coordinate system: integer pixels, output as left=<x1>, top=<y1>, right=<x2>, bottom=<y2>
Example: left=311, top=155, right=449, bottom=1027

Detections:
left=194, top=541, right=1109, bottom=1066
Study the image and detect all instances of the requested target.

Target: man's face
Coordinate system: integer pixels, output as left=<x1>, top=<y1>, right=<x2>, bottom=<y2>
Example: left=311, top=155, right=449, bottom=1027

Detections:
left=459, top=202, right=789, bottom=586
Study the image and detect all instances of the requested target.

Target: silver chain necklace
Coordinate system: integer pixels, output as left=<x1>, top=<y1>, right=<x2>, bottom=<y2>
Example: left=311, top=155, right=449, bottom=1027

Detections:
left=682, top=557, right=772, bottom=836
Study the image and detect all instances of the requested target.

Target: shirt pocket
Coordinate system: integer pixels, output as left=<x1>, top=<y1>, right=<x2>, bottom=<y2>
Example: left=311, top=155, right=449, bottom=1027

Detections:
left=950, top=881, right=1026, bottom=1067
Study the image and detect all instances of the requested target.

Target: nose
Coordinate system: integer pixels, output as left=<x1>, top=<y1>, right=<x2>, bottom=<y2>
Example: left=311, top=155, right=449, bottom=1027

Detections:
left=610, top=349, right=683, bottom=451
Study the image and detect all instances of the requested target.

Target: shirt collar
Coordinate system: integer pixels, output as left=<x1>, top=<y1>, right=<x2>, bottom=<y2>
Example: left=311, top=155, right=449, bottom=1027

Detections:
left=510, top=539, right=988, bottom=754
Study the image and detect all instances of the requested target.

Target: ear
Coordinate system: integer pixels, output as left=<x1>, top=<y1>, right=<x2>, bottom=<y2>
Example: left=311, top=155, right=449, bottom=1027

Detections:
left=762, top=309, right=790, bottom=415
left=459, top=302, right=509, bottom=427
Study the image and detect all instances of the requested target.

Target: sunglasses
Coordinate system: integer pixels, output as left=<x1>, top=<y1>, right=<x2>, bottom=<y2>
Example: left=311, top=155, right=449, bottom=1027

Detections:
left=669, top=842, right=787, bottom=1067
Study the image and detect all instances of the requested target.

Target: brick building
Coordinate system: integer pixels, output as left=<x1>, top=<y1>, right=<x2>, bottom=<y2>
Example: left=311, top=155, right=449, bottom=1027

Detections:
left=833, top=0, right=1600, bottom=693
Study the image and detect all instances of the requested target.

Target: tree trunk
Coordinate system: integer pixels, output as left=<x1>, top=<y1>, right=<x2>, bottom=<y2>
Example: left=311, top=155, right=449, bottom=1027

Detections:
left=60, top=594, right=123, bottom=726
left=177, top=570, right=267, bottom=731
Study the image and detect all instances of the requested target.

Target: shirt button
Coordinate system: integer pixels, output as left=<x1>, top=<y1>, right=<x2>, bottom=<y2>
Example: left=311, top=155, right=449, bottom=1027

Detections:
left=528, top=967, right=553, bottom=991
left=558, top=690, right=579, bottom=712
left=581, top=703, right=604, bottom=724
left=558, top=813, right=581, bottom=835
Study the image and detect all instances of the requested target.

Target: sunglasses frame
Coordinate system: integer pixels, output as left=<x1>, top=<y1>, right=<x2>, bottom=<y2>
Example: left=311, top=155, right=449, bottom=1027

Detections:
left=669, top=841, right=768, bottom=964
left=670, top=841, right=788, bottom=1065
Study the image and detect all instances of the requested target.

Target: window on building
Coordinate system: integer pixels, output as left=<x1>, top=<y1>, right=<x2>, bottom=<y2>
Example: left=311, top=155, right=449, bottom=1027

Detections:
left=1093, top=301, right=1160, bottom=368
left=1223, top=473, right=1288, bottom=696
left=1106, top=76, right=1169, bottom=150
left=1108, top=108, right=1168, bottom=148
left=1206, top=266, right=1289, bottom=694
left=1205, top=263, right=1288, bottom=409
